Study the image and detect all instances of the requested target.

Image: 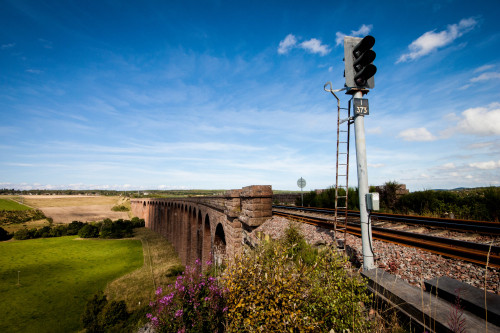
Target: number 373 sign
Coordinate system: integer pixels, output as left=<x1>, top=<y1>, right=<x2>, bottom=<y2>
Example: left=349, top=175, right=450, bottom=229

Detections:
left=353, top=98, right=369, bottom=116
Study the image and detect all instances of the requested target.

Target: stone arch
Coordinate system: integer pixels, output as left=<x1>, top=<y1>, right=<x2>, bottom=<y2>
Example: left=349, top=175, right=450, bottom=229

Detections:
left=214, top=223, right=226, bottom=266
left=196, top=211, right=203, bottom=264
left=202, top=213, right=212, bottom=270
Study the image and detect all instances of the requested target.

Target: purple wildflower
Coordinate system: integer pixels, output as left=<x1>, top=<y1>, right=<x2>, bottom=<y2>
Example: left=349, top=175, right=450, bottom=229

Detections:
left=175, top=309, right=183, bottom=318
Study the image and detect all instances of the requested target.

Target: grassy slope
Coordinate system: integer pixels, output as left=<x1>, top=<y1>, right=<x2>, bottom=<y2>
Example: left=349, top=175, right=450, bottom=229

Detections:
left=0, top=198, right=32, bottom=211
left=0, top=236, right=143, bottom=333
left=105, top=228, right=182, bottom=311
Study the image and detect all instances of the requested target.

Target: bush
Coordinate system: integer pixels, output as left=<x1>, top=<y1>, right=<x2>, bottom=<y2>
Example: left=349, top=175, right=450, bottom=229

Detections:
left=147, top=260, right=226, bottom=333
left=78, top=224, right=99, bottom=238
left=222, top=222, right=371, bottom=332
left=0, top=227, right=11, bottom=241
left=67, top=221, right=85, bottom=235
left=131, top=217, right=145, bottom=228
left=165, top=264, right=185, bottom=277
left=13, top=228, right=36, bottom=240
left=98, top=300, right=129, bottom=331
left=81, top=292, right=108, bottom=333
left=111, top=205, right=129, bottom=212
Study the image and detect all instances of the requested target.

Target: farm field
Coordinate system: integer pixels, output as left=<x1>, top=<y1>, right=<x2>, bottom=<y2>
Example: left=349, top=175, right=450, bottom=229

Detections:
left=0, top=236, right=143, bottom=333
left=20, top=195, right=130, bottom=223
left=0, top=198, right=31, bottom=211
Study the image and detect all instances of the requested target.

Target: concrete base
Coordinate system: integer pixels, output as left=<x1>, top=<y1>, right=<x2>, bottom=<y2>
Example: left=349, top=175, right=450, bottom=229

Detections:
left=425, top=276, right=500, bottom=325
left=362, top=268, right=500, bottom=333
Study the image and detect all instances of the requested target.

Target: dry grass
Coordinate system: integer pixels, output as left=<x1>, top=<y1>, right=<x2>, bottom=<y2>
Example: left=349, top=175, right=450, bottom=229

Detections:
left=104, top=228, right=182, bottom=311
left=15, top=195, right=130, bottom=223
left=1, top=219, right=52, bottom=233
left=20, top=195, right=122, bottom=208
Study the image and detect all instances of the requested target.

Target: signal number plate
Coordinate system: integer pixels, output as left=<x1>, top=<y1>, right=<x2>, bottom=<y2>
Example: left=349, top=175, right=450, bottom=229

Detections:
left=353, top=98, right=369, bottom=116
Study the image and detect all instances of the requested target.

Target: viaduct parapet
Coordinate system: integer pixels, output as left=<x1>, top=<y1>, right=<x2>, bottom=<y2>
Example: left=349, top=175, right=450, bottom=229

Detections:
left=130, top=185, right=272, bottom=268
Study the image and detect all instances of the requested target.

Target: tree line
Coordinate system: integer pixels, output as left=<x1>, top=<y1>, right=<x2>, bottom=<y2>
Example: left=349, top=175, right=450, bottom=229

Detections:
left=0, top=217, right=145, bottom=241
left=297, top=183, right=500, bottom=222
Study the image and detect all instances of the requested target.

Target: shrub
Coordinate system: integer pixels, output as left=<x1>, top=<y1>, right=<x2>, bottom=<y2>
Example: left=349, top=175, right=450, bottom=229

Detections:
left=98, top=300, right=129, bottom=331
left=67, top=221, right=85, bottom=235
left=222, top=222, right=371, bottom=332
left=99, top=219, right=115, bottom=239
left=13, top=228, right=36, bottom=240
left=131, top=217, right=145, bottom=228
left=165, top=264, right=185, bottom=277
left=81, top=291, right=108, bottom=333
left=78, top=224, right=99, bottom=238
left=147, top=259, right=226, bottom=333
left=0, top=227, right=11, bottom=241
left=111, top=205, right=129, bottom=212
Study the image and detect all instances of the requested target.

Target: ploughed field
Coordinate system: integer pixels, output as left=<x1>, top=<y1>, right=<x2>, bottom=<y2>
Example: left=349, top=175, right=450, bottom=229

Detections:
left=21, top=195, right=130, bottom=223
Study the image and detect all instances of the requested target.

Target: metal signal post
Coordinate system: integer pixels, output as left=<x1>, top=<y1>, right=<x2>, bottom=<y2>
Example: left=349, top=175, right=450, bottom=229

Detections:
left=346, top=35, right=377, bottom=270
left=325, top=35, right=377, bottom=270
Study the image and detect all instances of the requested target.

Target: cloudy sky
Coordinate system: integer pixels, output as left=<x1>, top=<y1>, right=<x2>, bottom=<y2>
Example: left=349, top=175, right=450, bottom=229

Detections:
left=1, top=0, right=499, bottom=192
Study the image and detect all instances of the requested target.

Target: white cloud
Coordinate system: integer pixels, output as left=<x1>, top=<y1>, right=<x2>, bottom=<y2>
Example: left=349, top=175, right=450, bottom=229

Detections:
left=335, top=24, right=373, bottom=46
left=440, top=162, right=456, bottom=169
left=474, top=64, right=495, bottom=73
left=299, top=38, right=330, bottom=56
left=367, top=127, right=382, bottom=134
left=398, top=127, right=437, bottom=141
left=1, top=43, right=15, bottom=49
left=278, top=34, right=330, bottom=56
left=26, top=69, right=43, bottom=74
left=278, top=34, right=297, bottom=54
left=469, top=160, right=500, bottom=170
left=456, top=103, right=500, bottom=135
left=469, top=72, right=500, bottom=82
left=368, top=163, right=385, bottom=168
left=397, top=17, right=478, bottom=63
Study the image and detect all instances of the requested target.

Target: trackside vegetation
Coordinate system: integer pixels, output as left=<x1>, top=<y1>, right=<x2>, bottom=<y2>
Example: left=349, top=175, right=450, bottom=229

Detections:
left=298, top=184, right=500, bottom=221
left=0, top=236, right=143, bottom=333
left=146, top=223, right=372, bottom=332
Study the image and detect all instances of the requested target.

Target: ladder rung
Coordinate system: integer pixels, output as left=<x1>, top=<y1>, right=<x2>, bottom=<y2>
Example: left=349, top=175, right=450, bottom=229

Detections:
left=337, top=206, right=347, bottom=209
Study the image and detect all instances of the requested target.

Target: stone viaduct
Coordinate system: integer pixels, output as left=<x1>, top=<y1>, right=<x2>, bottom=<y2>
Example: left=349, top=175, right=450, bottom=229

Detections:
left=130, top=185, right=273, bottom=268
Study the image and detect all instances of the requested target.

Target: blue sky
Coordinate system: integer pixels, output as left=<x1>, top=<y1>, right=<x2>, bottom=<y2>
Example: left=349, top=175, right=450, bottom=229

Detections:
left=1, top=0, right=499, bottom=192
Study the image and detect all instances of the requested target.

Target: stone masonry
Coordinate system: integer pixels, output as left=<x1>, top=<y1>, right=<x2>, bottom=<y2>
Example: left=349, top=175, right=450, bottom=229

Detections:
left=130, top=185, right=272, bottom=268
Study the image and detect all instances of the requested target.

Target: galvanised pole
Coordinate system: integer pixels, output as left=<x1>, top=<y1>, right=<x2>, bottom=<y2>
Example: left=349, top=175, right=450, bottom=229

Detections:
left=353, top=90, right=375, bottom=270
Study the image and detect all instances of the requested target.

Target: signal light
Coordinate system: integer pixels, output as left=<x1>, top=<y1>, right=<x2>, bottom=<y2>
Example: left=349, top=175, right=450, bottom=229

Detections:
left=344, top=35, right=377, bottom=90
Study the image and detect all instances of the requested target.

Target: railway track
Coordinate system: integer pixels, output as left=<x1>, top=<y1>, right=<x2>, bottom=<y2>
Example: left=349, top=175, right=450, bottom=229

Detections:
left=273, top=205, right=500, bottom=235
left=272, top=209, right=500, bottom=269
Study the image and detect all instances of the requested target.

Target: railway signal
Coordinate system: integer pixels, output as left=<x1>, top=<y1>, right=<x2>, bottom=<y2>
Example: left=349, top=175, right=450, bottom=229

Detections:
left=344, top=35, right=377, bottom=90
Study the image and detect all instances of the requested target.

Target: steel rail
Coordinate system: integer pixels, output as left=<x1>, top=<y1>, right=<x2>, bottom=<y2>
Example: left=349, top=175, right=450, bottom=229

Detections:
left=272, top=211, right=500, bottom=269
left=272, top=205, right=500, bottom=235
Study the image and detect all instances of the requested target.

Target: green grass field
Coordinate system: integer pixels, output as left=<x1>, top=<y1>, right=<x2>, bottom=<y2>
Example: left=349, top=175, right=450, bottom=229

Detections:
left=0, top=236, right=143, bottom=333
left=0, top=198, right=32, bottom=211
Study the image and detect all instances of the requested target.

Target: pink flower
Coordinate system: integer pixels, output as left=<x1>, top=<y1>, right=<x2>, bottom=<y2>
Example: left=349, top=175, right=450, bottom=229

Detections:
left=175, top=309, right=183, bottom=318
left=155, top=287, right=162, bottom=296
